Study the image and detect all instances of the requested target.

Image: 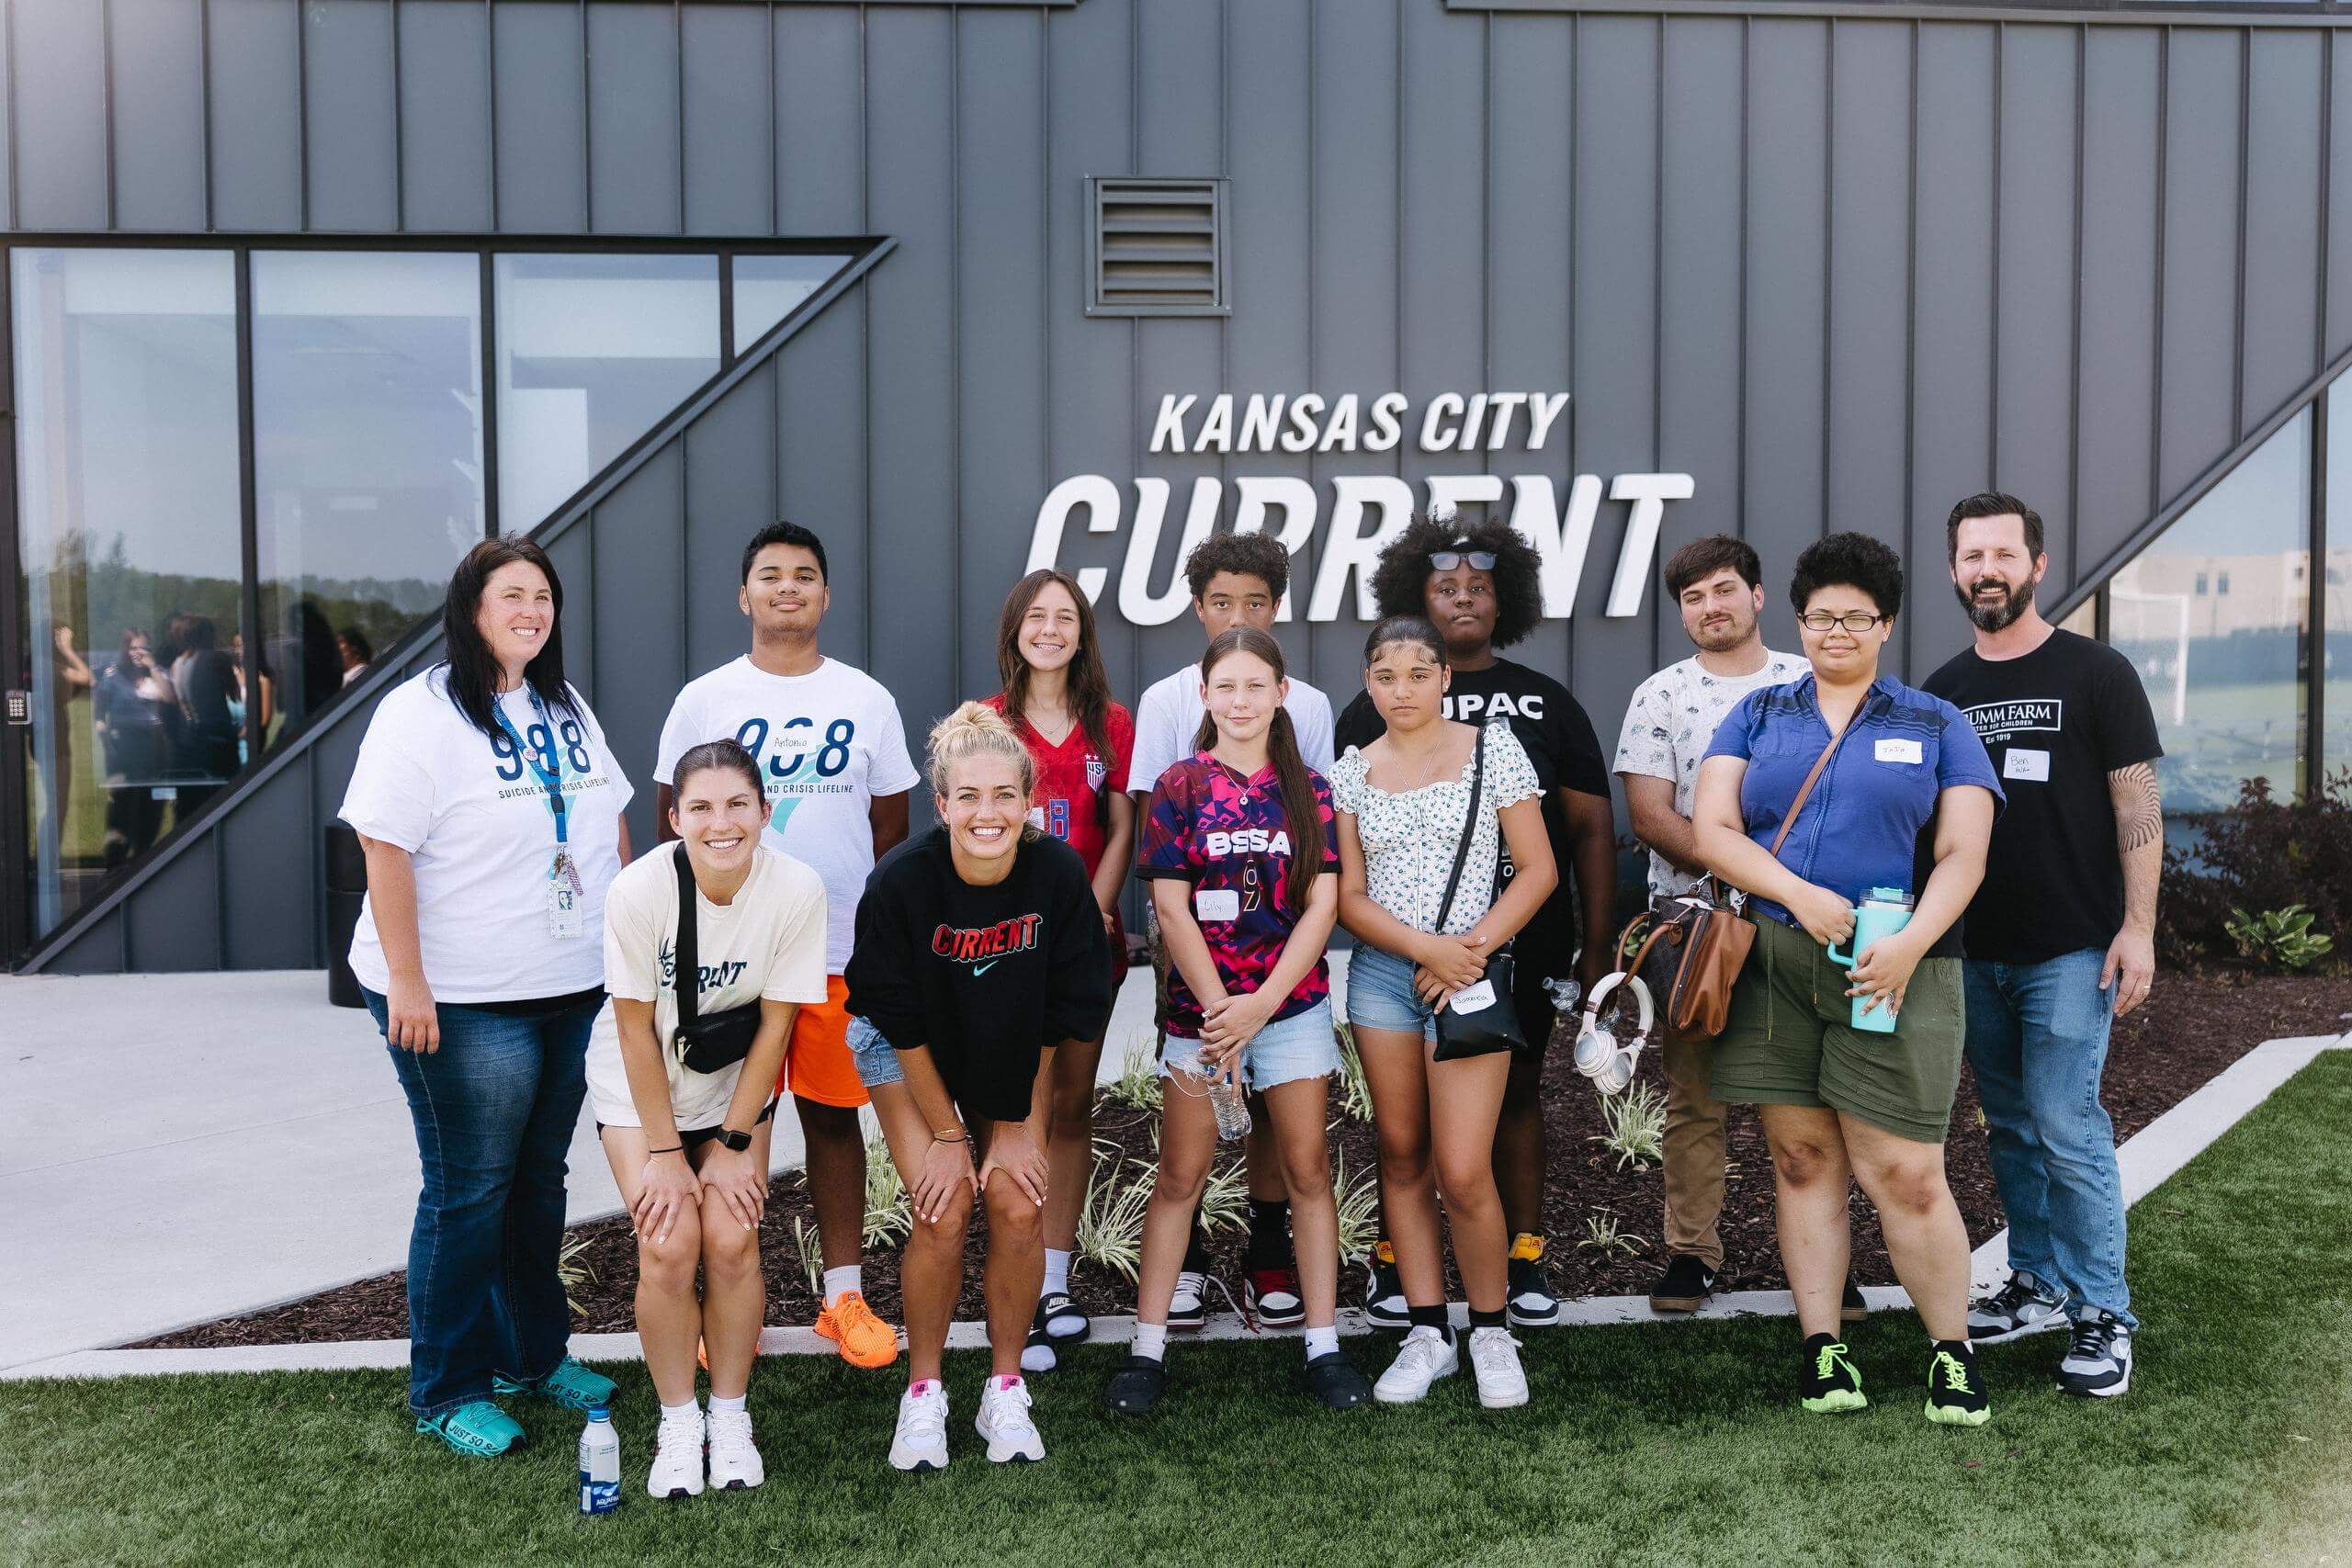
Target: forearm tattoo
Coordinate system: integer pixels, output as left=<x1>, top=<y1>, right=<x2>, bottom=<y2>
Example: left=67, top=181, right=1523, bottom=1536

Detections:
left=2110, top=762, right=2164, bottom=853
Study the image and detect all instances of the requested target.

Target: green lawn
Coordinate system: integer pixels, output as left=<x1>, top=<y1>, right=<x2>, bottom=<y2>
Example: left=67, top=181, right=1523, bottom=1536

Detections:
left=8, top=1053, right=2351, bottom=1568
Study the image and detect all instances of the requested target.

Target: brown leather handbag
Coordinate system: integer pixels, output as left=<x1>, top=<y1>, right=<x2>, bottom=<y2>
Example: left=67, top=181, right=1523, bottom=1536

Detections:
left=1617, top=724, right=1853, bottom=1039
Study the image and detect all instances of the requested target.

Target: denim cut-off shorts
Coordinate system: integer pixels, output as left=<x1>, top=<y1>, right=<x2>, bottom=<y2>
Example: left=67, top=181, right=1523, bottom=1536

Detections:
left=1161, top=998, right=1339, bottom=1093
left=1342, top=942, right=1439, bottom=1043
left=844, top=1014, right=906, bottom=1089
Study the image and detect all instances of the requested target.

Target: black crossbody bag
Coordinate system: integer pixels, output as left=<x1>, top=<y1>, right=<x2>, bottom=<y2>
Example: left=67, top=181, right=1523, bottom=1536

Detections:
left=671, top=842, right=764, bottom=1075
left=1430, top=725, right=1529, bottom=1061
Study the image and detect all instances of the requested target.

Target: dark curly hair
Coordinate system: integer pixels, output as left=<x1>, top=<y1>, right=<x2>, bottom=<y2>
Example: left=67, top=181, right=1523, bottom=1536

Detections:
left=1789, top=532, right=1905, bottom=621
left=1182, top=531, right=1292, bottom=604
left=1367, top=513, right=1544, bottom=649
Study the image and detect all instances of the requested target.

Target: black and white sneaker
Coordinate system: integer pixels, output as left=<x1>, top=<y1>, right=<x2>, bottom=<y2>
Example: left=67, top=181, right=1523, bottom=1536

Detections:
left=1647, top=1255, right=1718, bottom=1314
left=1842, top=1276, right=1869, bottom=1324
left=1506, top=1252, right=1562, bottom=1327
left=2056, top=1312, right=2133, bottom=1398
left=1967, top=1272, right=2071, bottom=1344
left=1167, top=1269, right=1210, bottom=1332
left=1363, top=1253, right=1408, bottom=1330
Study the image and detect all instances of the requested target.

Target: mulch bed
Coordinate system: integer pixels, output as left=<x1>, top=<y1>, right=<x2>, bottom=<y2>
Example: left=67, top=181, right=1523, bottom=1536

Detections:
left=136, top=969, right=2352, bottom=1348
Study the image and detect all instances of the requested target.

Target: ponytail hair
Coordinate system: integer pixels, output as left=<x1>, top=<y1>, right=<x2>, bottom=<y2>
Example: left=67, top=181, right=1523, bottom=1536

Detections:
left=927, top=700, right=1039, bottom=807
left=1191, top=627, right=1325, bottom=915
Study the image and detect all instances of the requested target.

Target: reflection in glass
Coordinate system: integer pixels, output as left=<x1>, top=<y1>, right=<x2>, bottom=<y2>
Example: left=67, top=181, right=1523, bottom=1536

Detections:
left=732, top=253, right=850, bottom=355
left=12, top=248, right=242, bottom=940
left=253, top=252, right=484, bottom=750
left=492, top=254, right=718, bottom=529
left=2109, top=409, right=2310, bottom=821
left=2327, top=375, right=2352, bottom=791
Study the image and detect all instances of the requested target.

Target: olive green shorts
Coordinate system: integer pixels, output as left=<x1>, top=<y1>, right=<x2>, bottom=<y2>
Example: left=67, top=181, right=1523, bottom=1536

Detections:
left=1707, top=914, right=1965, bottom=1145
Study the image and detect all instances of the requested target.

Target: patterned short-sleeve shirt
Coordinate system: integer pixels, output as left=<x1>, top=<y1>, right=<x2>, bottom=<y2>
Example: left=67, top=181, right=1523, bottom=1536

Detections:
left=1613, top=649, right=1809, bottom=898
left=1328, top=720, right=1543, bottom=938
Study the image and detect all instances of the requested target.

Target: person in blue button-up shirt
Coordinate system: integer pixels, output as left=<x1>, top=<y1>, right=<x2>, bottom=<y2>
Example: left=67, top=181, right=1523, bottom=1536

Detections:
left=1693, top=532, right=2004, bottom=1427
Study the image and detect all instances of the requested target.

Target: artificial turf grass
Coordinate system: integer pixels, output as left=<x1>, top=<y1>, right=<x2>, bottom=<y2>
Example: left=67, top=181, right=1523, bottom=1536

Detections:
left=4, top=1051, right=2347, bottom=1568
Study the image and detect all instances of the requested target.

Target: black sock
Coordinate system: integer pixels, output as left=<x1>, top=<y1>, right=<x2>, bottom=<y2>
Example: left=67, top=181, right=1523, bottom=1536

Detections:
left=1182, top=1223, right=1212, bottom=1274
left=1245, top=1199, right=1291, bottom=1268
left=1468, top=1306, right=1507, bottom=1331
left=1407, top=1304, right=1453, bottom=1343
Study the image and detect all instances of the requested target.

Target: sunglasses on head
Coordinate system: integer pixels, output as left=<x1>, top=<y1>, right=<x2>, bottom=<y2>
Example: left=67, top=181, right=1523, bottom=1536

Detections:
left=1429, top=549, right=1497, bottom=571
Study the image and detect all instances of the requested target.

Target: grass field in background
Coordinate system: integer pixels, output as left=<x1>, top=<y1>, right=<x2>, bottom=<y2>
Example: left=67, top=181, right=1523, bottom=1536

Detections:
left=6, top=1052, right=2350, bottom=1568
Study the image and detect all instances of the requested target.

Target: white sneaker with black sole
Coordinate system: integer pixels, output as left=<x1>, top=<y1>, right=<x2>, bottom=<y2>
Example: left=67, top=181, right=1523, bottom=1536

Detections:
left=1506, top=1254, right=1562, bottom=1327
left=2056, top=1313, right=2133, bottom=1398
left=706, top=1406, right=764, bottom=1491
left=975, top=1378, right=1046, bottom=1462
left=1167, top=1269, right=1210, bottom=1332
left=1967, top=1272, right=2071, bottom=1344
left=1468, top=1326, right=1530, bottom=1408
left=1363, top=1257, right=1408, bottom=1330
left=648, top=1405, right=707, bottom=1499
left=889, top=1383, right=951, bottom=1472
left=1373, top=1325, right=1459, bottom=1404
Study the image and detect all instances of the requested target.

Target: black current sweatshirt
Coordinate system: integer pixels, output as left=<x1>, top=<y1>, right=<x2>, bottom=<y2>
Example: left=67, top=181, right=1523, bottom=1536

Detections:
left=845, top=826, right=1114, bottom=1122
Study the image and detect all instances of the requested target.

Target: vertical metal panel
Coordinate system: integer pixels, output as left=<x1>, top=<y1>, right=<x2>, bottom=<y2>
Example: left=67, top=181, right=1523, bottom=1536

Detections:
left=956, top=8, right=1049, bottom=701
left=684, top=364, right=775, bottom=679
left=773, top=4, right=863, bottom=235
left=1399, top=0, right=1488, bottom=509
left=2330, top=35, right=2352, bottom=360
left=207, top=0, right=303, bottom=231
left=109, top=0, right=209, bottom=231
left=12, top=0, right=108, bottom=231
left=775, top=291, right=870, bottom=660
left=44, top=910, right=123, bottom=976
left=544, top=522, right=595, bottom=706
left=398, top=0, right=493, bottom=231
left=1826, top=22, right=1909, bottom=558
left=1908, top=24, right=1995, bottom=671
left=588, top=443, right=685, bottom=849
left=682, top=1, right=770, bottom=237
left=2243, top=30, right=2324, bottom=428
left=2158, top=29, right=2243, bottom=502
left=1992, top=24, right=2079, bottom=587
left=492, top=0, right=587, bottom=233
left=2075, top=26, right=2162, bottom=575
left=122, top=840, right=220, bottom=972
left=302, top=0, right=399, bottom=231
left=586, top=0, right=680, bottom=235
left=220, top=762, right=314, bottom=968
left=863, top=7, right=957, bottom=729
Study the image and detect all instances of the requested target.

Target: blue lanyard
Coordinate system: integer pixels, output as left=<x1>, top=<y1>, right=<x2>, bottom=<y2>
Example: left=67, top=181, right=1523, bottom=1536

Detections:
left=492, top=684, right=570, bottom=846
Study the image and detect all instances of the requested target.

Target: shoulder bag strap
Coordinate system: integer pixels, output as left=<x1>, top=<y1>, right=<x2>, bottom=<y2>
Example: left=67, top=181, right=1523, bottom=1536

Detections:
left=1430, top=724, right=1488, bottom=935
left=673, top=841, right=700, bottom=1032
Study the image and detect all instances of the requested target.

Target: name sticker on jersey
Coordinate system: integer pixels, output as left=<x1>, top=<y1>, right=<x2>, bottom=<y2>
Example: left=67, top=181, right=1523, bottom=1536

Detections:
left=2003, top=748, right=2052, bottom=783
left=1194, top=887, right=1241, bottom=922
left=1875, top=738, right=1924, bottom=765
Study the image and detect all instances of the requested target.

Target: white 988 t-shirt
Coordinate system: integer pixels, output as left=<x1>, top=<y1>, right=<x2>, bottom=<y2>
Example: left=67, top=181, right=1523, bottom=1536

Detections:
left=341, top=669, right=633, bottom=1002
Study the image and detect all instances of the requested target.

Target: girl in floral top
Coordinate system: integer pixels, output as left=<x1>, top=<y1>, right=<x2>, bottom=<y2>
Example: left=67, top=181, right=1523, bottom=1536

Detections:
left=1329, top=616, right=1556, bottom=1411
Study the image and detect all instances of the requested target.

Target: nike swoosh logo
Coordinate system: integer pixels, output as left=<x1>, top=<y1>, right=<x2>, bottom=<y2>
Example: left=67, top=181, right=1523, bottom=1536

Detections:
left=973, top=961, right=999, bottom=977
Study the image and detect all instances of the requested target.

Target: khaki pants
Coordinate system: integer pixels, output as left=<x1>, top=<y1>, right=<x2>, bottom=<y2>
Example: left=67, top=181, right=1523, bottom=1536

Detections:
left=1657, top=1026, right=1727, bottom=1269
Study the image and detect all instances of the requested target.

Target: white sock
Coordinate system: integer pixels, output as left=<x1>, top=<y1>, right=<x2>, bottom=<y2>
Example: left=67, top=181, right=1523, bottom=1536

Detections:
left=1304, top=1325, right=1340, bottom=1361
left=1132, top=1323, right=1169, bottom=1362
left=1043, top=1248, right=1072, bottom=1298
left=660, top=1398, right=700, bottom=1421
left=707, top=1392, right=746, bottom=1415
left=822, top=1265, right=862, bottom=1306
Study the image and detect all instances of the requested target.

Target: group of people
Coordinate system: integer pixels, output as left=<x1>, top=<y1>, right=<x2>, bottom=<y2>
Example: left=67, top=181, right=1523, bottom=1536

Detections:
left=342, top=489, right=2159, bottom=1487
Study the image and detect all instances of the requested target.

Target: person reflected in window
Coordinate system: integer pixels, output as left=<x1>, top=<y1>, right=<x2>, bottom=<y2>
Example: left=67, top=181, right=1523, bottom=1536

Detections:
left=339, top=627, right=375, bottom=687
left=44, top=620, right=93, bottom=846
left=166, top=614, right=240, bottom=806
left=93, top=628, right=177, bottom=866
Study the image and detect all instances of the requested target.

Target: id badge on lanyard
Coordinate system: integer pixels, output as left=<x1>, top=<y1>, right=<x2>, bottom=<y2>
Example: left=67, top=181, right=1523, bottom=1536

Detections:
left=494, top=688, right=585, bottom=940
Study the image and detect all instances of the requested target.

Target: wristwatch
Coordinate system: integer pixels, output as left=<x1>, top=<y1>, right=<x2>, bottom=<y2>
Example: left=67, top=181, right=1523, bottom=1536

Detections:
left=714, top=1126, right=752, bottom=1153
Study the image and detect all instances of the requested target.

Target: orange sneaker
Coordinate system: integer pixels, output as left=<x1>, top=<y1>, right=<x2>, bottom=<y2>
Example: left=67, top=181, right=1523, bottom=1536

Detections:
left=813, top=1291, right=899, bottom=1369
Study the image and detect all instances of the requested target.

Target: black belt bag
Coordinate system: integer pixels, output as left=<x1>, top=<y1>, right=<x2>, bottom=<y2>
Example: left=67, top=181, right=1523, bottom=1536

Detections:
left=672, top=842, right=763, bottom=1076
left=1430, top=725, right=1529, bottom=1062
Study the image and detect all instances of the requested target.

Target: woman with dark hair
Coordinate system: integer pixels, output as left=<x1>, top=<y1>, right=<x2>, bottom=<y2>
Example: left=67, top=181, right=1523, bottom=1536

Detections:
left=1693, top=531, right=2001, bottom=1427
left=93, top=627, right=176, bottom=864
left=340, top=536, right=636, bottom=1457
left=590, top=739, right=830, bottom=1499
left=1333, top=514, right=1617, bottom=1331
left=982, top=568, right=1135, bottom=1369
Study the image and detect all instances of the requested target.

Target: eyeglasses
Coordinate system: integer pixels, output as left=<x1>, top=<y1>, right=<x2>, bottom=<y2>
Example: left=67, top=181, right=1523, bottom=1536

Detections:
left=1799, top=610, right=1889, bottom=634
left=1429, top=550, right=1497, bottom=571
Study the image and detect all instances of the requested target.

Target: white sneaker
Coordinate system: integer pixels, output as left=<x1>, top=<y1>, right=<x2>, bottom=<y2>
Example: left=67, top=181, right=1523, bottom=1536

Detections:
left=705, top=1405, right=764, bottom=1490
left=974, top=1377, right=1046, bottom=1463
left=889, top=1382, right=951, bottom=1472
left=647, top=1405, right=707, bottom=1499
left=1169, top=1269, right=1209, bottom=1331
left=1468, top=1325, right=1530, bottom=1408
left=1373, top=1325, right=1459, bottom=1404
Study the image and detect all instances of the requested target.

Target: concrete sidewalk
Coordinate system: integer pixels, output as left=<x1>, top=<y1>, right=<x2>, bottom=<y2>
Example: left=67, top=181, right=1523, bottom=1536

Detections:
left=0, top=962, right=1178, bottom=1371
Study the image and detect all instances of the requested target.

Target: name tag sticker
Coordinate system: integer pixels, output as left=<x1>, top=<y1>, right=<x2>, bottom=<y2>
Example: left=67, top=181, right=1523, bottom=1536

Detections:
left=1446, top=979, right=1498, bottom=1015
left=2003, top=748, right=2052, bottom=783
left=1874, top=738, right=1924, bottom=765
left=1193, top=887, right=1241, bottom=922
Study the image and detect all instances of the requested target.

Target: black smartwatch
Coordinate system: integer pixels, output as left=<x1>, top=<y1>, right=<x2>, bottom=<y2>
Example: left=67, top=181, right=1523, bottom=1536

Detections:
left=713, top=1126, right=753, bottom=1153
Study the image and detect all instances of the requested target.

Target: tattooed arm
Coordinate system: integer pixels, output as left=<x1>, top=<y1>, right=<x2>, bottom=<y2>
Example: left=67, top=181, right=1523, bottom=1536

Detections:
left=2103, top=761, right=2162, bottom=1018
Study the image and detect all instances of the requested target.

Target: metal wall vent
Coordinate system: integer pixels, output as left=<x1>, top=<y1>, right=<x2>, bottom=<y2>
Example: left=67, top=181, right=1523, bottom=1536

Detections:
left=1088, top=176, right=1229, bottom=317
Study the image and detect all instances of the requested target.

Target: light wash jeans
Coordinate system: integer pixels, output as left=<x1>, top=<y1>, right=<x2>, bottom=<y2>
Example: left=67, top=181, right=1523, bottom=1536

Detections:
left=1962, top=950, right=2138, bottom=1329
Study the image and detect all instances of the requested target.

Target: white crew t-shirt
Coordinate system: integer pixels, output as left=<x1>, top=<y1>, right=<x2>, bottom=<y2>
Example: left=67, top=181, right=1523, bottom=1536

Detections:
left=1127, top=660, right=1337, bottom=801
left=1612, top=649, right=1809, bottom=898
left=588, top=844, right=830, bottom=1131
left=341, top=669, right=633, bottom=1002
left=652, top=655, right=922, bottom=974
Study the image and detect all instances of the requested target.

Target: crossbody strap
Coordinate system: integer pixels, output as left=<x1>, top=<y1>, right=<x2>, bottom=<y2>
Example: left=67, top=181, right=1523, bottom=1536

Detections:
left=1431, top=724, right=1488, bottom=935
left=672, top=841, right=700, bottom=1032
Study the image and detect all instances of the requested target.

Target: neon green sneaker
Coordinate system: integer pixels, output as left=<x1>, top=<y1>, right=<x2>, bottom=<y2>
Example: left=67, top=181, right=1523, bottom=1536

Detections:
left=495, top=1357, right=616, bottom=1412
left=1925, top=1342, right=1992, bottom=1427
left=1800, top=1333, right=1868, bottom=1414
left=417, top=1400, right=525, bottom=1457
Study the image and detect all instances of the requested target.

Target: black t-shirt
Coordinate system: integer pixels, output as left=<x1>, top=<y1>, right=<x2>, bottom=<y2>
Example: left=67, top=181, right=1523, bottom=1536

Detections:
left=1335, top=658, right=1612, bottom=985
left=1921, top=628, right=2163, bottom=964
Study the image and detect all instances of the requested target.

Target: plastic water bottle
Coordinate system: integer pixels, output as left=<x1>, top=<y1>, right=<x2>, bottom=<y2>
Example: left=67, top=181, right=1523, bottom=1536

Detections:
left=1205, top=1068, right=1251, bottom=1141
left=1543, top=976, right=1585, bottom=1018
left=578, top=1406, right=621, bottom=1516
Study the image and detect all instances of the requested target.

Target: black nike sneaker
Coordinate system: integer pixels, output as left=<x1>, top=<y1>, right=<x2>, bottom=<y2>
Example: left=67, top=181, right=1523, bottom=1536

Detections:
left=2055, top=1312, right=2132, bottom=1399
left=1800, top=1332, right=1868, bottom=1414
left=1925, top=1339, right=1992, bottom=1427
left=1647, top=1254, right=1719, bottom=1314
left=1967, top=1272, right=2070, bottom=1344
left=1842, top=1276, right=1868, bottom=1324
left=1363, top=1244, right=1408, bottom=1330
left=1506, top=1235, right=1562, bottom=1327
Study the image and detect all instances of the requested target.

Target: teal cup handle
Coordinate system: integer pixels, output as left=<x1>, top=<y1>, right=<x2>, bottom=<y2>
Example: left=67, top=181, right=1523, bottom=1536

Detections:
left=1826, top=925, right=1859, bottom=968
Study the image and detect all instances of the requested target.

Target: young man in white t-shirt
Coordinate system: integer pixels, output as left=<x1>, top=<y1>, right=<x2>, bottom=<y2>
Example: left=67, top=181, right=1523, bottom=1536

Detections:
left=1613, top=535, right=1808, bottom=1317
left=1125, top=532, right=1337, bottom=1329
left=653, top=522, right=920, bottom=1371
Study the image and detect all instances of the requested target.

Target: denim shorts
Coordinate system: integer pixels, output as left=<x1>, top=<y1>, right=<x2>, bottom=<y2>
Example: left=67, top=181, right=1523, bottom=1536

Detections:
left=844, top=1015, right=905, bottom=1089
left=1342, top=943, right=1438, bottom=1043
left=1162, top=998, right=1340, bottom=1093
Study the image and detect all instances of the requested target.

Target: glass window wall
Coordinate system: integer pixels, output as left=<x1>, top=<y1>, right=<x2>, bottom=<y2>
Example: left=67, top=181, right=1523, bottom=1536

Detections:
left=733, top=253, right=850, bottom=355
left=2325, top=371, right=2352, bottom=791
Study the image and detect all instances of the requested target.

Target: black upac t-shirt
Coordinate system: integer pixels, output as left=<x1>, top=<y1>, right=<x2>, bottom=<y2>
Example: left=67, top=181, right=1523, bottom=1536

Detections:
left=1922, top=629, right=2163, bottom=965
left=1335, top=658, right=1612, bottom=987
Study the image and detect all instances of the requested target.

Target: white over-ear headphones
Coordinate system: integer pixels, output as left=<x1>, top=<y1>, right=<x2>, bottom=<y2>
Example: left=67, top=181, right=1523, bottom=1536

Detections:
left=1571, top=970, right=1656, bottom=1096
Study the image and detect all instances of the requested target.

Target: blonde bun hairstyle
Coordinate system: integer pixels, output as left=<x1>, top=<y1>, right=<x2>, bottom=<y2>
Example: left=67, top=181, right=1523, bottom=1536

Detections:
left=927, top=700, right=1039, bottom=802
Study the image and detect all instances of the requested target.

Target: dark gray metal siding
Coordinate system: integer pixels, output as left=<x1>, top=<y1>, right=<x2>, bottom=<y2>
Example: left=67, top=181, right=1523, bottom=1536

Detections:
left=8, top=0, right=2346, bottom=972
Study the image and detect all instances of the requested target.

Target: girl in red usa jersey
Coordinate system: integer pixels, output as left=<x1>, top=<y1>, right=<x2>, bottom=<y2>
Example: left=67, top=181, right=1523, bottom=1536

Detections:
left=983, top=568, right=1136, bottom=1370
left=1105, top=627, right=1373, bottom=1415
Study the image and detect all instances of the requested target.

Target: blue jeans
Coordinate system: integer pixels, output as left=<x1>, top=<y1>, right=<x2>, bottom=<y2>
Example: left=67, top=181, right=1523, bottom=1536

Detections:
left=1962, top=952, right=2137, bottom=1329
left=364, top=987, right=601, bottom=1416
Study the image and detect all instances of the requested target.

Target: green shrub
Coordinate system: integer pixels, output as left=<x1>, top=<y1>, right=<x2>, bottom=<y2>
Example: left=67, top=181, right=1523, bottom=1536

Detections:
left=2157, top=770, right=2352, bottom=968
left=2224, top=904, right=2335, bottom=973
